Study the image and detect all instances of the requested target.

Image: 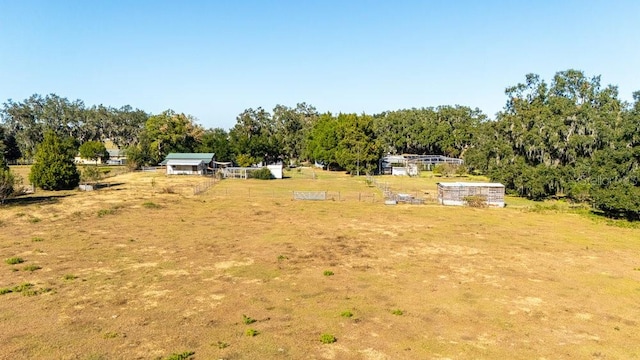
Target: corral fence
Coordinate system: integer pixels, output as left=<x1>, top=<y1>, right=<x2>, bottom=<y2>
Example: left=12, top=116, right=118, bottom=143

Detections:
left=193, top=178, right=218, bottom=195
left=366, top=175, right=432, bottom=205
left=292, top=191, right=377, bottom=202
left=205, top=187, right=378, bottom=203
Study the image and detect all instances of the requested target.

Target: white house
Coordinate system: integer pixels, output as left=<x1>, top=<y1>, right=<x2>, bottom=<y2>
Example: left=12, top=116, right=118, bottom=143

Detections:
left=161, top=153, right=215, bottom=175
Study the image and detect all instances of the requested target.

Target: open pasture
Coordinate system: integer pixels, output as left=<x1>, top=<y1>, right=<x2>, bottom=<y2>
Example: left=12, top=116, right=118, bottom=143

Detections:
left=1, top=168, right=639, bottom=359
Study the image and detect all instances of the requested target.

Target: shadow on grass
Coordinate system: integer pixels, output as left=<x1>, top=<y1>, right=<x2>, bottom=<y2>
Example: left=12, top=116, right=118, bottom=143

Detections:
left=2, top=194, right=73, bottom=207
left=586, top=209, right=640, bottom=227
left=95, top=182, right=125, bottom=189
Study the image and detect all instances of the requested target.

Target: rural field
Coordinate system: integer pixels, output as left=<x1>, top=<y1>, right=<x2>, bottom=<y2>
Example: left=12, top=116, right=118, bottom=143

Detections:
left=1, top=167, right=639, bottom=360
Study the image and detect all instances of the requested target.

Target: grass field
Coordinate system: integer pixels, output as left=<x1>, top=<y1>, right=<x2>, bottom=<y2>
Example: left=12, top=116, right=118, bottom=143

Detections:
left=1, top=167, right=639, bottom=359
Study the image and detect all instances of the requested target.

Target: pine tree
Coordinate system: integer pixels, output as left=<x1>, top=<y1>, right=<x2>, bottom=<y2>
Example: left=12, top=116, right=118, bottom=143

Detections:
left=29, top=131, right=80, bottom=190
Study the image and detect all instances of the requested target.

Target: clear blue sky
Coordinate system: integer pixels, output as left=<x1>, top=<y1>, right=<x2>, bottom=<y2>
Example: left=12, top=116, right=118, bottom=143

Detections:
left=1, top=1, right=639, bottom=129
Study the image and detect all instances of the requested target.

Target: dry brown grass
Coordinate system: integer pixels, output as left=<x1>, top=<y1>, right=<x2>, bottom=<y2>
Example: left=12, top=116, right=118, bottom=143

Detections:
left=1, top=167, right=639, bottom=359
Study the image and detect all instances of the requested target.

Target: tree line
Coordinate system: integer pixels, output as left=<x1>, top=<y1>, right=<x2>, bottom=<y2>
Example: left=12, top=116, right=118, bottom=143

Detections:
left=1, top=69, right=639, bottom=219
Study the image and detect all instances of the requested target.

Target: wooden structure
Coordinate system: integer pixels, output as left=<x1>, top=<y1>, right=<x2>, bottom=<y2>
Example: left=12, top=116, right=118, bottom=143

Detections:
left=437, top=182, right=505, bottom=207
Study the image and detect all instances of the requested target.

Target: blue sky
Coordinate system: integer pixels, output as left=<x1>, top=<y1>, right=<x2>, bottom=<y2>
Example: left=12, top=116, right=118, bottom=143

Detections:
left=1, top=1, right=639, bottom=129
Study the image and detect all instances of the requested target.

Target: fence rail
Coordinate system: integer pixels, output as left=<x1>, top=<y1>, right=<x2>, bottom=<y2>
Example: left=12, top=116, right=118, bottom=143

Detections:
left=366, top=175, right=432, bottom=205
left=203, top=187, right=378, bottom=203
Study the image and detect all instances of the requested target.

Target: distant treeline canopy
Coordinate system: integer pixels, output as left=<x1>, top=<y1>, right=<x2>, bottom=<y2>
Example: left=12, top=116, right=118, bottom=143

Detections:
left=1, top=69, right=639, bottom=219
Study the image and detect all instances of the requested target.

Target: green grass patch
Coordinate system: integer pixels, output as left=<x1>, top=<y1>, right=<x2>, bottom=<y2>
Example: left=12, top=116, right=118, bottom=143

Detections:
left=340, top=310, right=353, bottom=318
left=97, top=209, right=116, bottom=217
left=63, top=274, right=78, bottom=280
left=214, top=341, right=229, bottom=349
left=5, top=257, right=24, bottom=265
left=320, top=333, right=337, bottom=344
left=12, top=283, right=33, bottom=293
left=23, top=264, right=42, bottom=272
left=142, top=201, right=162, bottom=209
left=163, top=351, right=195, bottom=360
left=103, top=331, right=119, bottom=339
left=323, top=270, right=334, bottom=276
left=32, top=237, right=44, bottom=242
left=10, top=283, right=51, bottom=296
left=23, top=287, right=51, bottom=296
left=245, top=328, right=259, bottom=337
left=242, top=314, right=257, bottom=325
left=391, top=309, right=404, bottom=315
left=28, top=216, right=41, bottom=223
left=0, top=288, right=13, bottom=295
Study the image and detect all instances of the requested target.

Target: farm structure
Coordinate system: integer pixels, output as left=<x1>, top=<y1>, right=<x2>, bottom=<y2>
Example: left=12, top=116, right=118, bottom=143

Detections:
left=380, top=154, right=463, bottom=175
left=437, top=182, right=505, bottom=207
left=160, top=153, right=215, bottom=175
left=392, top=164, right=418, bottom=176
left=106, top=149, right=127, bottom=165
left=222, top=164, right=284, bottom=179
left=74, top=142, right=127, bottom=165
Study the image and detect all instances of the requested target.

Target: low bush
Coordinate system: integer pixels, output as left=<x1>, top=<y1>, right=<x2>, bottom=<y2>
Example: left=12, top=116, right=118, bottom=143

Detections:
left=463, top=195, right=488, bottom=208
left=249, top=167, right=274, bottom=180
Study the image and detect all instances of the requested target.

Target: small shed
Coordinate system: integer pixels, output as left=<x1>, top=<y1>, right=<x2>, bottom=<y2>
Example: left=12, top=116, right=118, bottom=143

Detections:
left=391, top=164, right=418, bottom=176
left=437, top=182, right=505, bottom=207
left=267, top=164, right=283, bottom=179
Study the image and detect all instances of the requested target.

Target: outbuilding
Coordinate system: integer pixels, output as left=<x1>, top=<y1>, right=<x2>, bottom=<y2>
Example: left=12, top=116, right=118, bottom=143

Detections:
left=160, top=153, right=215, bottom=175
left=437, top=182, right=505, bottom=207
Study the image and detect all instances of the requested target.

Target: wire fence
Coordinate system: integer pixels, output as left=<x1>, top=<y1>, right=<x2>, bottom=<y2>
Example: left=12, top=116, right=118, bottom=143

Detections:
left=205, top=187, right=379, bottom=203
left=193, top=178, right=218, bottom=195
left=366, top=175, right=434, bottom=205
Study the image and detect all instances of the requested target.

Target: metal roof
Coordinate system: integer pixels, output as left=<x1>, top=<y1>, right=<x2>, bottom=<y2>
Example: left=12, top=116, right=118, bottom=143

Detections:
left=437, top=182, right=505, bottom=188
left=166, top=159, right=206, bottom=166
left=160, top=153, right=214, bottom=165
left=164, top=153, right=214, bottom=160
left=107, top=149, right=125, bottom=157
